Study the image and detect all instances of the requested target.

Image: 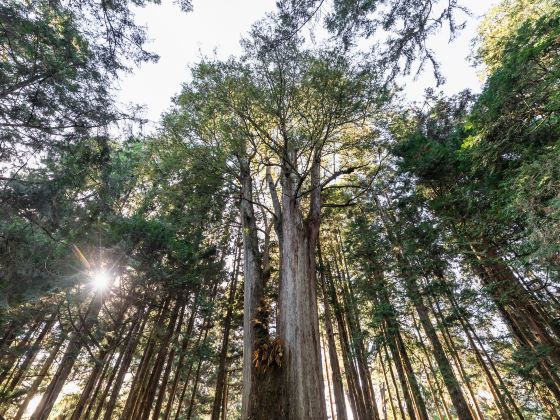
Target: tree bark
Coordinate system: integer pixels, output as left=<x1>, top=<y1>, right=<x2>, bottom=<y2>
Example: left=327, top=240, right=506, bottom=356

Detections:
left=240, top=156, right=283, bottom=419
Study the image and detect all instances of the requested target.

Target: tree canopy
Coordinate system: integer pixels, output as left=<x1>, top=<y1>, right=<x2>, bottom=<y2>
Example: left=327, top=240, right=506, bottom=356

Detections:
left=1, top=0, right=559, bottom=419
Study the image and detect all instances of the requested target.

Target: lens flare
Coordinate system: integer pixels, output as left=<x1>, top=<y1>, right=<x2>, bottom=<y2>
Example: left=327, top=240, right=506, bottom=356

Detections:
left=92, top=270, right=110, bottom=290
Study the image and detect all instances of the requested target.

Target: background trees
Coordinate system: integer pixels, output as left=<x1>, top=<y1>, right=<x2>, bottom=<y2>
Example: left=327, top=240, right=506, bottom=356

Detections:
left=1, top=0, right=559, bottom=418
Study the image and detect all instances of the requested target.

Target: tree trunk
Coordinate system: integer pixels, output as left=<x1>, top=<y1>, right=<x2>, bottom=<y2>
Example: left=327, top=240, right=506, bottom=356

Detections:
left=30, top=292, right=104, bottom=420
left=399, top=269, right=473, bottom=420
left=240, top=156, right=283, bottom=419
left=2, top=317, right=55, bottom=395
left=211, top=238, right=241, bottom=420
left=103, top=308, right=147, bottom=420
left=319, top=252, right=348, bottom=420
left=13, top=337, right=63, bottom=420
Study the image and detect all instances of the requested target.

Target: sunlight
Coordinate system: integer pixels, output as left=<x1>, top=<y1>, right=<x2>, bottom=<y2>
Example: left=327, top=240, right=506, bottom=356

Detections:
left=91, top=270, right=110, bottom=290
left=24, top=395, right=42, bottom=418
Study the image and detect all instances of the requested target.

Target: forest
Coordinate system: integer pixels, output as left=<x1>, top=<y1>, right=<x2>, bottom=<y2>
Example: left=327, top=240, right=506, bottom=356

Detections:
left=0, top=0, right=559, bottom=418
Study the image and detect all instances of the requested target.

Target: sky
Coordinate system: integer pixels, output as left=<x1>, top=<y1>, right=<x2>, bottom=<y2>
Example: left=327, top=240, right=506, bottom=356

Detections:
left=116, top=0, right=499, bottom=127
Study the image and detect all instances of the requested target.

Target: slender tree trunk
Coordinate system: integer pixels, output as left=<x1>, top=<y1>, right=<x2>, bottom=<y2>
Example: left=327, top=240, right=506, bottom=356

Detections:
left=398, top=268, right=473, bottom=419
left=410, top=311, right=452, bottom=420
left=335, top=237, right=380, bottom=419
left=328, top=262, right=364, bottom=419
left=172, top=321, right=206, bottom=420
left=30, top=292, right=104, bottom=420
left=162, top=296, right=200, bottom=420
left=13, top=337, right=63, bottom=420
left=211, top=238, right=241, bottom=420
left=319, top=250, right=348, bottom=420
left=469, top=240, right=560, bottom=366
left=382, top=340, right=406, bottom=420
left=221, top=369, right=229, bottom=420
left=71, top=345, right=112, bottom=420
left=136, top=300, right=181, bottom=420
left=379, top=348, right=396, bottom=420
left=121, top=301, right=169, bottom=420
left=150, top=303, right=186, bottom=420
left=429, top=298, right=484, bottom=420
left=394, top=324, right=429, bottom=420
left=103, top=308, right=147, bottom=420
left=0, top=319, right=39, bottom=386
left=2, top=317, right=55, bottom=395
left=444, top=286, right=524, bottom=419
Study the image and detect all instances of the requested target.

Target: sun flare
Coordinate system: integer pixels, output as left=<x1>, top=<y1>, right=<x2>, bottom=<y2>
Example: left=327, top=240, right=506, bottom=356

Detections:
left=92, top=270, right=110, bottom=290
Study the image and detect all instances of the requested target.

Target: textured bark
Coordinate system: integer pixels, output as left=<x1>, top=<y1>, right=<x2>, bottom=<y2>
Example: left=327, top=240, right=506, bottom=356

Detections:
left=275, top=152, right=326, bottom=419
left=240, top=156, right=283, bottom=420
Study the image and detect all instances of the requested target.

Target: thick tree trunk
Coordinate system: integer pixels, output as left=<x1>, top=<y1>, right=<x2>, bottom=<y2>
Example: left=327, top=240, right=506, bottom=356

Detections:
left=276, top=154, right=326, bottom=419
left=240, top=156, right=283, bottom=419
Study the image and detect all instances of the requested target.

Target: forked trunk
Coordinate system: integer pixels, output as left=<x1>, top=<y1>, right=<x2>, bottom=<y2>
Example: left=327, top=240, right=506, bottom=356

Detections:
left=276, top=154, right=326, bottom=419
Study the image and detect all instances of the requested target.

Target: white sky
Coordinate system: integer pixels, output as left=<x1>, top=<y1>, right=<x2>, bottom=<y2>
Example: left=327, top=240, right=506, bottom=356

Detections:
left=116, top=0, right=499, bottom=127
